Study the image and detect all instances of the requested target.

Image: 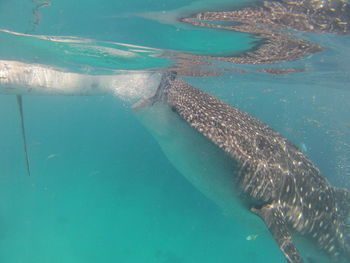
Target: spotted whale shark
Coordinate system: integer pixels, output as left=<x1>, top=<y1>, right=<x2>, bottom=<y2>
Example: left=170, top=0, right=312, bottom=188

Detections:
left=1, top=59, right=349, bottom=262
left=133, top=72, right=350, bottom=263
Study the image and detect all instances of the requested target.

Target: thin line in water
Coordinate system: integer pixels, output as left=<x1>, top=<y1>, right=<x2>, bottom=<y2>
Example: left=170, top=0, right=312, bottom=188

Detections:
left=16, top=95, right=31, bottom=176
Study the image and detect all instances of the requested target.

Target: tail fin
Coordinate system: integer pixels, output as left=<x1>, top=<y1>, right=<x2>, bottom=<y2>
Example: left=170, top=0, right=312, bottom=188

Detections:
left=16, top=95, right=31, bottom=176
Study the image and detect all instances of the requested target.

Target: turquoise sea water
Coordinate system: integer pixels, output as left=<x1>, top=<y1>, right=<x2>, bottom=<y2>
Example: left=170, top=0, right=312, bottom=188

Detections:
left=0, top=1, right=350, bottom=263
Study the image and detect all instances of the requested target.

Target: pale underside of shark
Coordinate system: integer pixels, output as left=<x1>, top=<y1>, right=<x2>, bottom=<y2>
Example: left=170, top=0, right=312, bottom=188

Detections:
left=0, top=60, right=160, bottom=97
left=0, top=59, right=160, bottom=176
left=1, top=60, right=350, bottom=263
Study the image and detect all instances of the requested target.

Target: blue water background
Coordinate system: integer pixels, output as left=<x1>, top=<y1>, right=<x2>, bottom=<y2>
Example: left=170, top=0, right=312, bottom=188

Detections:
left=0, top=0, right=350, bottom=262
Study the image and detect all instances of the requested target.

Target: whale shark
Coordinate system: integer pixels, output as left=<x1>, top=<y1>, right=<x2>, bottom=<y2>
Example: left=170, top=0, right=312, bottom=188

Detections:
left=133, top=72, right=350, bottom=263
left=1, top=59, right=349, bottom=262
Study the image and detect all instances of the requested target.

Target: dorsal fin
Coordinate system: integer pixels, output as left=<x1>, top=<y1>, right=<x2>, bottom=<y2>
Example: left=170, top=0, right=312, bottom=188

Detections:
left=16, top=95, right=31, bottom=176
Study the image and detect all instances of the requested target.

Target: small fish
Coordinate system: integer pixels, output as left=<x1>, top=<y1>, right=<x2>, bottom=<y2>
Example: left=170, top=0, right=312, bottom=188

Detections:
left=299, top=143, right=308, bottom=153
left=246, top=234, right=259, bottom=241
left=46, top=153, right=59, bottom=160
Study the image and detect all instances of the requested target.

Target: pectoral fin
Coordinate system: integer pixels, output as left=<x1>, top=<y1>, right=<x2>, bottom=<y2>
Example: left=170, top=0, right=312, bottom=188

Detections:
left=251, top=203, right=303, bottom=263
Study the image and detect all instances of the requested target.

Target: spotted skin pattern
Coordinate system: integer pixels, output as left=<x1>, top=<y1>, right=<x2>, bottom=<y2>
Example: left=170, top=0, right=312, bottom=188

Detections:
left=152, top=72, right=350, bottom=263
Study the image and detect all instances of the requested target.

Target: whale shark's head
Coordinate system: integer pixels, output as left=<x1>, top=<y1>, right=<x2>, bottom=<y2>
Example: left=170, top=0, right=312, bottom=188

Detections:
left=149, top=71, right=177, bottom=104
left=132, top=71, right=177, bottom=109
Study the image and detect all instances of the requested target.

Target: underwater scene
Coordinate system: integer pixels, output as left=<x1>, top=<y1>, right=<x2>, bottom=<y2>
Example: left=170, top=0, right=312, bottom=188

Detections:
left=0, top=0, right=350, bottom=262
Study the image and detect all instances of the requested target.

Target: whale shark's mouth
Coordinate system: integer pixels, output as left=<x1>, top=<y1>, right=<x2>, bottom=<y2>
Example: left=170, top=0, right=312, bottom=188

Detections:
left=0, top=60, right=161, bottom=100
left=0, top=58, right=163, bottom=177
